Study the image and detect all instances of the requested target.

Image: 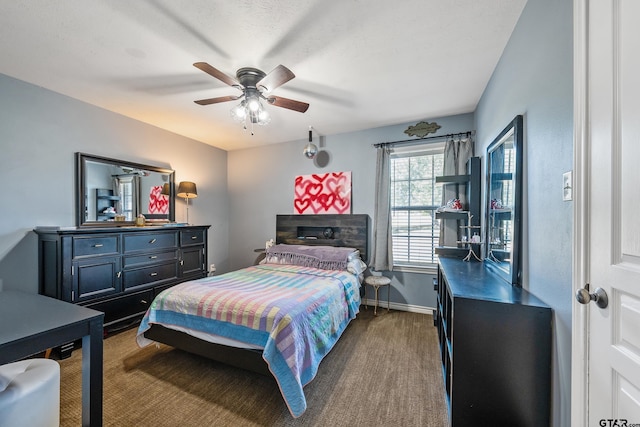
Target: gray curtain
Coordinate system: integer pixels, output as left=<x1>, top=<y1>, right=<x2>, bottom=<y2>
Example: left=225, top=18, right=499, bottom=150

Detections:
left=439, top=137, right=473, bottom=247
left=133, top=176, right=141, bottom=218
left=371, top=146, right=393, bottom=271
left=112, top=178, right=122, bottom=217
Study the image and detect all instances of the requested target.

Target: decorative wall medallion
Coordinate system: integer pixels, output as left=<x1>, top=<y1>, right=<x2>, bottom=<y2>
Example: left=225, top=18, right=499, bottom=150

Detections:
left=404, top=121, right=441, bottom=138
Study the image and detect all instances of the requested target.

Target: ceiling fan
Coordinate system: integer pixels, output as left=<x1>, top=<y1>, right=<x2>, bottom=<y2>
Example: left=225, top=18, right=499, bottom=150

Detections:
left=193, top=62, right=309, bottom=132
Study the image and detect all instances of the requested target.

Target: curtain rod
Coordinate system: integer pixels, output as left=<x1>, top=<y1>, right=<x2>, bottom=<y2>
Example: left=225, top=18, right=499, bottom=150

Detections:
left=373, top=130, right=475, bottom=149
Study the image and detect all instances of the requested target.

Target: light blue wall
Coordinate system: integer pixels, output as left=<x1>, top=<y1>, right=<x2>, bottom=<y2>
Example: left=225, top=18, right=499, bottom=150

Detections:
left=1, top=2, right=574, bottom=418
left=0, top=73, right=230, bottom=293
left=227, top=113, right=475, bottom=310
left=475, top=0, right=573, bottom=425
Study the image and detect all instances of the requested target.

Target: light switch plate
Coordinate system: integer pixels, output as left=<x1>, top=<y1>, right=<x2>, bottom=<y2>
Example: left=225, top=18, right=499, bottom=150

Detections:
left=563, top=171, right=572, bottom=201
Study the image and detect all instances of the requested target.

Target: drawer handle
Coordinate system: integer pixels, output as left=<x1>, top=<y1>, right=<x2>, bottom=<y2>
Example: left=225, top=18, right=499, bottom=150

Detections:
left=150, top=272, right=158, bottom=277
left=93, top=244, right=104, bottom=248
left=149, top=239, right=157, bottom=244
left=191, top=236, right=197, bottom=240
left=117, top=271, right=121, bottom=278
left=149, top=255, right=158, bottom=259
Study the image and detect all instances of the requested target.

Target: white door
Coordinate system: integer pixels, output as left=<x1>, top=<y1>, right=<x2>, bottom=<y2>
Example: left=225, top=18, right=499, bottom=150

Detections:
left=575, top=0, right=640, bottom=425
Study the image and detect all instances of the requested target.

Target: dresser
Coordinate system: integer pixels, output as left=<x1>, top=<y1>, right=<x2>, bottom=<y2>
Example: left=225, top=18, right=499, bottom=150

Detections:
left=435, top=257, right=552, bottom=426
left=35, top=225, right=210, bottom=342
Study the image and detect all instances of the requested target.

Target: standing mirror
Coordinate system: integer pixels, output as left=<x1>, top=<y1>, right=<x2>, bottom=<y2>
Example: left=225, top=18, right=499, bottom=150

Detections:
left=76, top=153, right=175, bottom=226
left=485, top=115, right=523, bottom=285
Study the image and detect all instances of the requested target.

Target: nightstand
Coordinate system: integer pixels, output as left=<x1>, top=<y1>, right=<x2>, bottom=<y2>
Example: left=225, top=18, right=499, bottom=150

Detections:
left=364, top=275, right=391, bottom=315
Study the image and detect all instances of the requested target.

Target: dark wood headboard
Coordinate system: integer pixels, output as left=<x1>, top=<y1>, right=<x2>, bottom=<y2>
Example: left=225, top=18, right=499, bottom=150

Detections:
left=275, top=214, right=370, bottom=263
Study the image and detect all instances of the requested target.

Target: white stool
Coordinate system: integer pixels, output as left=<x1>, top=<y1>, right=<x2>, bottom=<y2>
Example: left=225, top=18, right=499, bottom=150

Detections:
left=364, top=275, right=391, bottom=315
left=0, top=359, right=60, bottom=427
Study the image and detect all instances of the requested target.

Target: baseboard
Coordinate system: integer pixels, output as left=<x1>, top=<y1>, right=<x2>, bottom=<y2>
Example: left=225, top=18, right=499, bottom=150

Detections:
left=361, top=299, right=435, bottom=315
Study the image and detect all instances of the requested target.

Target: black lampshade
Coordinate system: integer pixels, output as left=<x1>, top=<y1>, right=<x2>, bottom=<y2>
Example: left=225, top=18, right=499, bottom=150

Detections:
left=177, top=181, right=197, bottom=199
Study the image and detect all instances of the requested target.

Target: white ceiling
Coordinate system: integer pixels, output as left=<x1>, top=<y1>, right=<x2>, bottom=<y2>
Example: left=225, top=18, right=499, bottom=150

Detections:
left=0, top=0, right=526, bottom=151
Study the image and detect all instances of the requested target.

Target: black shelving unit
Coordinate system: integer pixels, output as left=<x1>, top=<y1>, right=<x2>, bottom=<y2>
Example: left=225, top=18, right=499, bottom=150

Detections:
left=435, top=258, right=552, bottom=426
left=95, top=188, right=120, bottom=221
left=435, top=156, right=481, bottom=258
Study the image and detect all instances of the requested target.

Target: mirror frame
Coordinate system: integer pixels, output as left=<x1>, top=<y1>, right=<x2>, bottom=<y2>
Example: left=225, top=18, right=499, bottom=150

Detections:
left=484, top=115, right=523, bottom=286
left=76, top=153, right=175, bottom=227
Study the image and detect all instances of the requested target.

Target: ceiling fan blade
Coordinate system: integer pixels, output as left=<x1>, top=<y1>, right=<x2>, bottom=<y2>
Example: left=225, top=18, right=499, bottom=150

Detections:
left=194, top=95, right=240, bottom=106
left=257, top=65, right=295, bottom=92
left=267, top=95, right=309, bottom=113
left=193, top=62, right=240, bottom=88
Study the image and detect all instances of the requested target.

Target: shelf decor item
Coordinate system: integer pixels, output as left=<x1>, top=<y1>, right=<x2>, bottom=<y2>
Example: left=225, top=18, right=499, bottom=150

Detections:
left=135, top=214, right=146, bottom=227
left=458, top=212, right=482, bottom=262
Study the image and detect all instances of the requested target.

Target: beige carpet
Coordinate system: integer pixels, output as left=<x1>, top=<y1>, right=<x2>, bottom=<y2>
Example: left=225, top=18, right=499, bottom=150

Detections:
left=58, top=309, right=448, bottom=426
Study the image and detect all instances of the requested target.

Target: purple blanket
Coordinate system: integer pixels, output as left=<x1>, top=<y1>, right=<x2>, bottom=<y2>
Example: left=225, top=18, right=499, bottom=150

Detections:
left=265, top=244, right=357, bottom=270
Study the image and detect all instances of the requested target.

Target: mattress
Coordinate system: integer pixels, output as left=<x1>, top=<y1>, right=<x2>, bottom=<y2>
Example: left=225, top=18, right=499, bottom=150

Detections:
left=136, top=262, right=361, bottom=417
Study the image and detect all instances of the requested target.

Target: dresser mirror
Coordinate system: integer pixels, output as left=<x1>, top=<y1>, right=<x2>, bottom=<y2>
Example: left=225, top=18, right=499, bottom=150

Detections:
left=484, top=115, right=523, bottom=285
left=76, top=153, right=175, bottom=226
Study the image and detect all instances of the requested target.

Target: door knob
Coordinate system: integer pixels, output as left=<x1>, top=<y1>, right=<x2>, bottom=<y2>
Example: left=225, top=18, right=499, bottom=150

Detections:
left=575, top=284, right=608, bottom=308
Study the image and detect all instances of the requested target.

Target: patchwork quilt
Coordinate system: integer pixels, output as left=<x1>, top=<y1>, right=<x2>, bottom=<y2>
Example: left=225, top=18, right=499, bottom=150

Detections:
left=136, top=263, right=361, bottom=417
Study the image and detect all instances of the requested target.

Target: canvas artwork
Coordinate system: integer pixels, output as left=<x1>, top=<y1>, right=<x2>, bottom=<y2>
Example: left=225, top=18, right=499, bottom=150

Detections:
left=294, top=172, right=351, bottom=214
left=148, top=185, right=169, bottom=214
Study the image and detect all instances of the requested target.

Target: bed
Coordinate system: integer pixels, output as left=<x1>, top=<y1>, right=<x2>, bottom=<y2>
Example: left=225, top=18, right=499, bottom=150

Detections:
left=136, top=214, right=369, bottom=417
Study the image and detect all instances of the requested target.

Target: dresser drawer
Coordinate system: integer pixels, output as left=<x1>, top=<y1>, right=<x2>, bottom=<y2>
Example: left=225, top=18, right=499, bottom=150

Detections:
left=123, top=231, right=178, bottom=253
left=180, top=228, right=205, bottom=246
left=123, top=250, right=178, bottom=268
left=85, top=289, right=154, bottom=326
left=123, top=262, right=178, bottom=290
left=73, top=235, right=119, bottom=258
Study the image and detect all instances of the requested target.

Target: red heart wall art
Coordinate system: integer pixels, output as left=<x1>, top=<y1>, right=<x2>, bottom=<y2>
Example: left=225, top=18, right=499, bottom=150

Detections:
left=294, top=172, right=352, bottom=214
left=148, top=185, right=169, bottom=214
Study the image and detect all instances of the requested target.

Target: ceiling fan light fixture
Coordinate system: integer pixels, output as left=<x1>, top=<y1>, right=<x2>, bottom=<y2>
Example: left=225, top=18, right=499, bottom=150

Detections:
left=230, top=100, right=247, bottom=122
left=232, top=97, right=270, bottom=129
left=194, top=63, right=308, bottom=135
left=247, top=96, right=261, bottom=112
left=257, top=108, right=270, bottom=124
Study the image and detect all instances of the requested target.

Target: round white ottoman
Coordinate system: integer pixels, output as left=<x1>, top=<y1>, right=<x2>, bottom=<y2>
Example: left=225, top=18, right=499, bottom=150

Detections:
left=0, top=358, right=60, bottom=427
left=364, top=275, right=391, bottom=315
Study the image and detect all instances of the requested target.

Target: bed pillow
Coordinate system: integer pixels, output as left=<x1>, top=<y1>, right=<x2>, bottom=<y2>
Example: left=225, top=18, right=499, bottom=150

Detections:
left=347, top=258, right=367, bottom=275
left=264, top=244, right=360, bottom=271
left=0, top=372, right=11, bottom=392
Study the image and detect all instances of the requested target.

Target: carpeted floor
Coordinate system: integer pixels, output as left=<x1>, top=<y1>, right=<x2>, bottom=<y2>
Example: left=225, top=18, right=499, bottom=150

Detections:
left=58, top=309, right=448, bottom=426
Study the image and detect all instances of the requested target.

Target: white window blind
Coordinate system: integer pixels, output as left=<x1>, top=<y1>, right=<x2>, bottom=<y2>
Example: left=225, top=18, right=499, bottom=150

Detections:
left=390, top=143, right=444, bottom=268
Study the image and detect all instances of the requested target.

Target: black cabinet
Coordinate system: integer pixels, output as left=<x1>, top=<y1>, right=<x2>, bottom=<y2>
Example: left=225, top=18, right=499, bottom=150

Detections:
left=180, top=228, right=208, bottom=278
left=73, top=255, right=121, bottom=301
left=435, top=258, right=552, bottom=426
left=35, top=225, right=210, bottom=336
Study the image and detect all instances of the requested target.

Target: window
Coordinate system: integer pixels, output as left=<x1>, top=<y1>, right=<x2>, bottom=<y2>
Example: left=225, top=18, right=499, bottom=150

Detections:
left=118, top=178, right=134, bottom=221
left=390, top=143, right=444, bottom=268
